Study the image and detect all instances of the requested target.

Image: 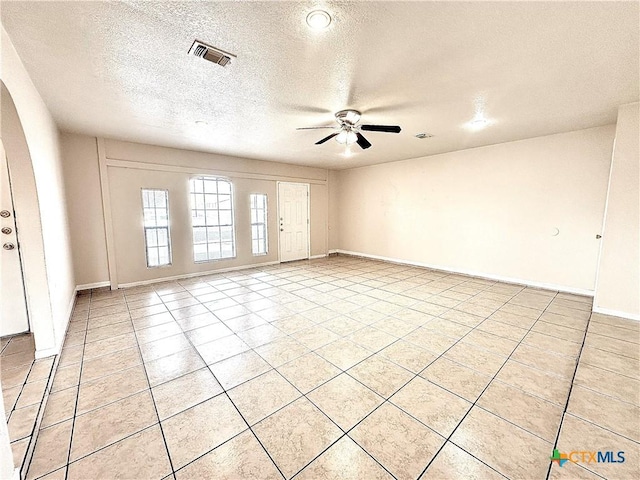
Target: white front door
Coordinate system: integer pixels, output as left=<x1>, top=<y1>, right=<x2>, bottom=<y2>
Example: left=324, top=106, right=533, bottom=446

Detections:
left=278, top=182, right=309, bottom=262
left=0, top=143, right=29, bottom=336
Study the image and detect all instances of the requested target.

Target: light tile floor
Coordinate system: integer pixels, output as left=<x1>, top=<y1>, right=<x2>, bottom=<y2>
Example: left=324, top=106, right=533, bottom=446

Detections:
left=22, top=256, right=640, bottom=479
left=1, top=333, right=55, bottom=476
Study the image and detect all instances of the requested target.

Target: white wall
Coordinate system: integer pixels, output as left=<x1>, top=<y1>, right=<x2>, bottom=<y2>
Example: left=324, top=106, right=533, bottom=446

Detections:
left=1, top=25, right=75, bottom=356
left=335, top=125, right=616, bottom=294
left=61, top=135, right=330, bottom=287
left=2, top=83, right=52, bottom=340
left=594, top=103, right=640, bottom=319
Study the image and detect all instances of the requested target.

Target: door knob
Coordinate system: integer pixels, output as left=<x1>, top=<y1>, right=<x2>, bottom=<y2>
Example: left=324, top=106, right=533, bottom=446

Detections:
left=3, top=243, right=15, bottom=250
left=1, top=227, right=12, bottom=235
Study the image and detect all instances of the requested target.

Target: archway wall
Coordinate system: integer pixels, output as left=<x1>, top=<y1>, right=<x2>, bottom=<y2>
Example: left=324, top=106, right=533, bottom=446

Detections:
left=1, top=25, right=75, bottom=356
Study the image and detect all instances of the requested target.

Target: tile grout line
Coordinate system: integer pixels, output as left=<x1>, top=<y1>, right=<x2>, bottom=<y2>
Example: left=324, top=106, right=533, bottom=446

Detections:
left=2, top=337, right=52, bottom=478
left=125, top=289, right=178, bottom=480
left=261, top=268, right=528, bottom=478
left=59, top=291, right=90, bottom=480
left=415, top=290, right=562, bottom=479
left=158, top=286, right=288, bottom=480
left=19, top=354, right=59, bottom=479
left=544, top=310, right=593, bottom=480
left=155, top=258, right=568, bottom=478
left=159, top=260, right=414, bottom=478
left=34, top=257, right=599, bottom=479
left=339, top=280, right=527, bottom=478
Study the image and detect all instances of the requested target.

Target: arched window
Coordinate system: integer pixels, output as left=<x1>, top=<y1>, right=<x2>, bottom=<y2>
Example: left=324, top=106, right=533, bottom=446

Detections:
left=189, top=176, right=235, bottom=262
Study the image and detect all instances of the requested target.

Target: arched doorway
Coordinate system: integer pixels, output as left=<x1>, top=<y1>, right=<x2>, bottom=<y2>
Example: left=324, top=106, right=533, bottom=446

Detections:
left=0, top=81, right=56, bottom=353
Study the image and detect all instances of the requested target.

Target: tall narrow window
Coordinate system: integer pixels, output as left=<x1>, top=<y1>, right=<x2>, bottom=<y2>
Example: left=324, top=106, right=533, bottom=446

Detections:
left=190, top=176, right=235, bottom=262
left=141, top=189, right=171, bottom=267
left=250, top=193, right=268, bottom=255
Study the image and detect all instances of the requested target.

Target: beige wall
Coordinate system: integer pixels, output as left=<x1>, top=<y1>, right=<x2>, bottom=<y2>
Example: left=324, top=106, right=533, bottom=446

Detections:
left=1, top=25, right=74, bottom=356
left=328, top=169, right=340, bottom=251
left=594, top=103, right=640, bottom=319
left=104, top=139, right=328, bottom=181
left=60, top=133, right=109, bottom=287
left=335, top=125, right=615, bottom=293
left=62, top=136, right=329, bottom=286
left=309, top=182, right=329, bottom=257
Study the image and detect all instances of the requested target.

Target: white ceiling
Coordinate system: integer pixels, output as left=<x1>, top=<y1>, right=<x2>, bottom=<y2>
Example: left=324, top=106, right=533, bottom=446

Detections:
left=2, top=1, right=638, bottom=169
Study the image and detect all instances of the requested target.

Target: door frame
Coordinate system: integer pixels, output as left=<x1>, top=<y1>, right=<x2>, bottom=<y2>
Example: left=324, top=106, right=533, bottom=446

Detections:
left=276, top=181, right=310, bottom=263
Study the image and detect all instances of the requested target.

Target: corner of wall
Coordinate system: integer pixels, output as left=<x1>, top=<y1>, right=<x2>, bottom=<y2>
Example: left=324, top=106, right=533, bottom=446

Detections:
left=593, top=102, right=640, bottom=320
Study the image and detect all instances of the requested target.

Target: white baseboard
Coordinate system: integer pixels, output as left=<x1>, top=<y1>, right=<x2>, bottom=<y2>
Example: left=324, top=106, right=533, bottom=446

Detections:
left=76, top=281, right=110, bottom=291
left=328, top=249, right=338, bottom=255
left=118, top=261, right=281, bottom=289
left=35, top=345, right=60, bottom=359
left=335, top=249, right=595, bottom=297
left=592, top=306, right=640, bottom=322
left=309, top=254, right=328, bottom=260
left=35, top=288, right=76, bottom=360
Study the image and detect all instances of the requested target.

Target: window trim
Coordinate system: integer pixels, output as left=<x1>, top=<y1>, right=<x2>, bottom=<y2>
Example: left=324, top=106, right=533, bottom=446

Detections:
left=189, top=176, right=237, bottom=263
left=250, top=193, right=268, bottom=256
left=141, top=188, right=172, bottom=268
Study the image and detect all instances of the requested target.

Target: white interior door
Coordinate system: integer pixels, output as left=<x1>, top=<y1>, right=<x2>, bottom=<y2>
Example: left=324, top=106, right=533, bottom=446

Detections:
left=278, top=182, right=309, bottom=262
left=0, top=144, right=29, bottom=336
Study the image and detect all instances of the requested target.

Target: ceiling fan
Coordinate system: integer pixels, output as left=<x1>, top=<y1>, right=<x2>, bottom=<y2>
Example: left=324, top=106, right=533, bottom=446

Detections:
left=296, top=109, right=401, bottom=150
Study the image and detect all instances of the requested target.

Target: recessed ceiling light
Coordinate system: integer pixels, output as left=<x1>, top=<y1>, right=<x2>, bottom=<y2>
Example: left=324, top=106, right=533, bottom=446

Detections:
left=306, top=10, right=331, bottom=30
left=465, top=117, right=492, bottom=131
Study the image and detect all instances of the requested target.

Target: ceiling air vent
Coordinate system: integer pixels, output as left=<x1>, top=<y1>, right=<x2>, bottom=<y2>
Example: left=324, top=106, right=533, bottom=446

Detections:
left=188, top=40, right=235, bottom=67
left=415, top=133, right=434, bottom=139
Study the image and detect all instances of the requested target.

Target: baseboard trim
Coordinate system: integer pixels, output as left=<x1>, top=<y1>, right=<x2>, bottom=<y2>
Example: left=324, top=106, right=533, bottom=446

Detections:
left=34, top=288, right=76, bottom=360
left=35, top=345, right=61, bottom=359
left=76, top=281, right=111, bottom=291
left=309, top=254, right=328, bottom=260
left=328, top=249, right=338, bottom=255
left=118, top=261, right=281, bottom=289
left=335, top=249, right=595, bottom=297
left=592, top=306, right=640, bottom=322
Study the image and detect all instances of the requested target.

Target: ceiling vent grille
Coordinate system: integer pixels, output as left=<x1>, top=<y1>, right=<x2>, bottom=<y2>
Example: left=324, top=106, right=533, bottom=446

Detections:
left=188, top=40, right=235, bottom=67
left=415, top=133, right=434, bottom=139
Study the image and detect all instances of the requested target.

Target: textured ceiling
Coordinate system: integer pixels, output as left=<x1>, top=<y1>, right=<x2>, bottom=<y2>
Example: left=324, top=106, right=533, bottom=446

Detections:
left=2, top=1, right=638, bottom=169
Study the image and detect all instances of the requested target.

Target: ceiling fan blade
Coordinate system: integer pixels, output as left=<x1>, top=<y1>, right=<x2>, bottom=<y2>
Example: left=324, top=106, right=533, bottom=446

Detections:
left=360, top=125, right=402, bottom=133
left=315, top=133, right=339, bottom=145
left=356, top=132, right=372, bottom=149
left=296, top=126, right=336, bottom=130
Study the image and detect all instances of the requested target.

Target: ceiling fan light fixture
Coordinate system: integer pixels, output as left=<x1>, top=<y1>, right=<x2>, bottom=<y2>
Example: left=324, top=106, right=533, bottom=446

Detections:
left=306, top=10, right=331, bottom=30
left=335, top=109, right=361, bottom=125
left=336, top=130, right=357, bottom=145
